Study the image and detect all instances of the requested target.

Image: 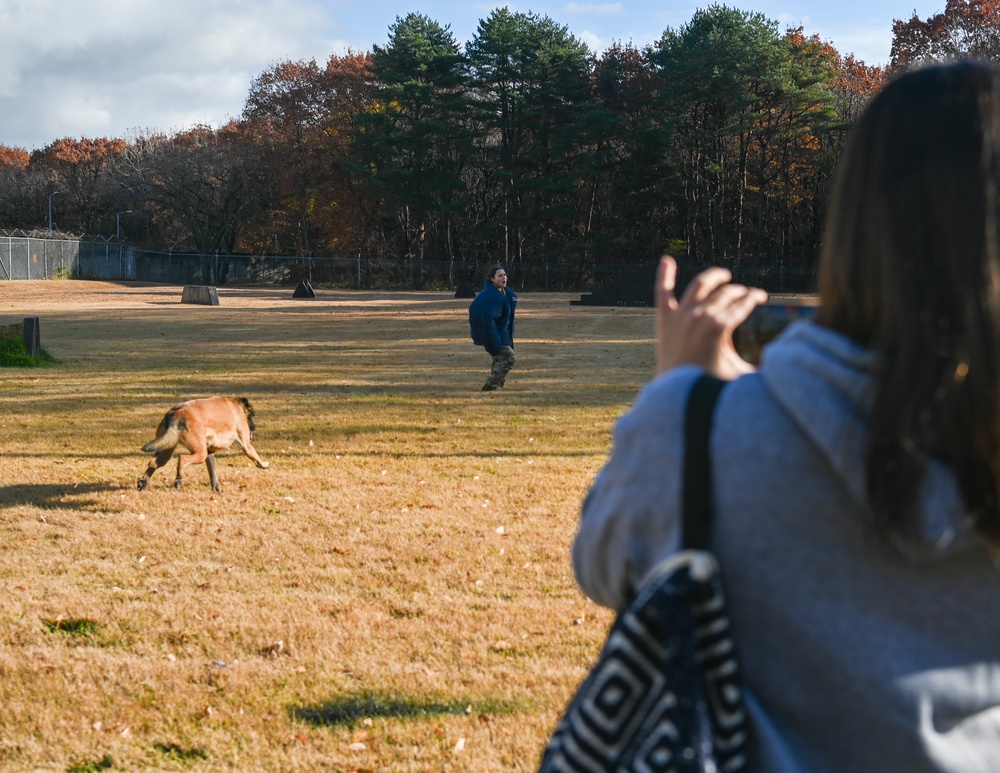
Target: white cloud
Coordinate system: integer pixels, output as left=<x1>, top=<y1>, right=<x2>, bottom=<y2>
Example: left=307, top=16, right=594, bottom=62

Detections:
left=577, top=30, right=605, bottom=51
left=0, top=0, right=342, bottom=149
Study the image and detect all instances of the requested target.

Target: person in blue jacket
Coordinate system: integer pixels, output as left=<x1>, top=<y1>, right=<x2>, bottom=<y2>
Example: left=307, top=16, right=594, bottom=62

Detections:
left=469, top=266, right=517, bottom=391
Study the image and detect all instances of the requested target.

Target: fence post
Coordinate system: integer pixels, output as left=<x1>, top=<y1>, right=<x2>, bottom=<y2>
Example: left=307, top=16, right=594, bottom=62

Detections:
left=23, top=317, right=40, bottom=357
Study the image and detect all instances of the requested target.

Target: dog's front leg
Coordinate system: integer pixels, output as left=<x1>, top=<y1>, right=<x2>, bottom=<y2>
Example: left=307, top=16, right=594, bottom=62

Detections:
left=241, top=440, right=270, bottom=470
left=206, top=454, right=221, bottom=492
left=173, top=455, right=184, bottom=489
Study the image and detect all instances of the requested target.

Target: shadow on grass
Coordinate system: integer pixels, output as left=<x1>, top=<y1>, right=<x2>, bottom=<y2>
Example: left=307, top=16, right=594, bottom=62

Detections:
left=0, top=482, right=117, bottom=510
left=152, top=742, right=208, bottom=762
left=291, top=690, right=519, bottom=728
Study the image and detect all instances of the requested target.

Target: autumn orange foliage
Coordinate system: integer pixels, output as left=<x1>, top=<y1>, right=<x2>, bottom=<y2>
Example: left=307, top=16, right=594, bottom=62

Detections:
left=891, top=0, right=1000, bottom=68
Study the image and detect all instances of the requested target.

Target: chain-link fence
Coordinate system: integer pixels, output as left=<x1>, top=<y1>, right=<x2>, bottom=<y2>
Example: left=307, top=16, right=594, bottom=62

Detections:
left=127, top=251, right=816, bottom=295
left=0, top=235, right=818, bottom=296
left=0, top=234, right=131, bottom=281
left=127, top=251, right=644, bottom=292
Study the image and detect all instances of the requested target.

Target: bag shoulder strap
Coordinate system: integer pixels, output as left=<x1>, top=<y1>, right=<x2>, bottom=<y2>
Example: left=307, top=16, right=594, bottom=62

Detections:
left=682, top=374, right=727, bottom=551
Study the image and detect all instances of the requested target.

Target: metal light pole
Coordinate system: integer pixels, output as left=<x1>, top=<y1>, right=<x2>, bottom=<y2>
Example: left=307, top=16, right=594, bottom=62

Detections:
left=48, top=191, right=60, bottom=233
left=116, top=209, right=133, bottom=240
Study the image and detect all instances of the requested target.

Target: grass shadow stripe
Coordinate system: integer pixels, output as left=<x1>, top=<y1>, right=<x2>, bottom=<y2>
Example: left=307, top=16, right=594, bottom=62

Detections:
left=291, top=690, right=518, bottom=728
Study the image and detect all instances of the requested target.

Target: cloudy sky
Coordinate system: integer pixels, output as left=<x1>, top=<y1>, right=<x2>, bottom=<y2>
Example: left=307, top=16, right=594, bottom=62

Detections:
left=0, top=0, right=945, bottom=151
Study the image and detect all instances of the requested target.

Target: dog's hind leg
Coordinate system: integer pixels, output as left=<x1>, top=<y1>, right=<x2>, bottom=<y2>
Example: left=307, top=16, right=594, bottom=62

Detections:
left=205, top=453, right=221, bottom=492
left=138, top=449, right=174, bottom=490
left=173, top=455, right=184, bottom=489
left=175, top=448, right=210, bottom=490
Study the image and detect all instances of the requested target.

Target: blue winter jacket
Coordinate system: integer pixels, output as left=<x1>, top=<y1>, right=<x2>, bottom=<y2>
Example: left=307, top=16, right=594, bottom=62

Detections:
left=469, top=281, right=517, bottom=356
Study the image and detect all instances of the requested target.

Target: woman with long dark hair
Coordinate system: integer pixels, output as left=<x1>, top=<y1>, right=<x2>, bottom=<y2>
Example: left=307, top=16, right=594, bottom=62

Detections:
left=573, top=61, right=1000, bottom=770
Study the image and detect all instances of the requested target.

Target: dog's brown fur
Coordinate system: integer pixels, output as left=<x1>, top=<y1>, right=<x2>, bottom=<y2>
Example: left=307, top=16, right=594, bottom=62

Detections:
left=136, top=396, right=269, bottom=492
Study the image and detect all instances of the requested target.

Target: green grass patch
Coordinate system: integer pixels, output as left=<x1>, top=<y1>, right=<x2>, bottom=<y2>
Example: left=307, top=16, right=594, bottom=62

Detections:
left=66, top=755, right=114, bottom=773
left=0, top=323, right=54, bottom=367
left=43, top=618, right=102, bottom=638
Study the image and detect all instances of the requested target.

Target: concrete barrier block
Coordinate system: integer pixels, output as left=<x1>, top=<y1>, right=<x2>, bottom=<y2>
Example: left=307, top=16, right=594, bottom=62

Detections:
left=181, top=285, right=220, bottom=305
left=293, top=280, right=316, bottom=298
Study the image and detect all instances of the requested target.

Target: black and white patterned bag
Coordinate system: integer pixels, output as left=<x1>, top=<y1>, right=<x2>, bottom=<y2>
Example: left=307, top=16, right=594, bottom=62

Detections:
left=540, top=375, right=749, bottom=773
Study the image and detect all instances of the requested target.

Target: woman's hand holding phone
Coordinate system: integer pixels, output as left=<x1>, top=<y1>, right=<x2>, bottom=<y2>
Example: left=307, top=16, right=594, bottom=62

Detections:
left=655, top=255, right=768, bottom=379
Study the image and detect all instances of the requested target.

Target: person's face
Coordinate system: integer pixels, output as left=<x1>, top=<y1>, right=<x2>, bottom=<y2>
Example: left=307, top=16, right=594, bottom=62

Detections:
left=490, top=270, right=507, bottom=289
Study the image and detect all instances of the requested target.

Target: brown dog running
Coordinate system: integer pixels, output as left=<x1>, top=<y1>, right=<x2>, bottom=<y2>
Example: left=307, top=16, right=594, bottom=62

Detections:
left=136, top=396, right=270, bottom=492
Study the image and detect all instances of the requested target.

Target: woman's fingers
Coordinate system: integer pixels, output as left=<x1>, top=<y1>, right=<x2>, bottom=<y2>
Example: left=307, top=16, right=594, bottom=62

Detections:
left=654, top=259, right=767, bottom=378
left=679, top=266, right=734, bottom=307
left=656, top=255, right=679, bottom=312
left=702, top=283, right=768, bottom=329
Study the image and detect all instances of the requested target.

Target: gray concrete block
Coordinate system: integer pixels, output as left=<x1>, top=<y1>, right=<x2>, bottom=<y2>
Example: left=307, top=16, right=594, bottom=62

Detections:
left=181, top=285, right=220, bottom=305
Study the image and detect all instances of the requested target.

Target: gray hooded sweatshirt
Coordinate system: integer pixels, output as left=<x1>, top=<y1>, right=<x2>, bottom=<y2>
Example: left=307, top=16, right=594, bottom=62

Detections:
left=573, top=321, right=1000, bottom=772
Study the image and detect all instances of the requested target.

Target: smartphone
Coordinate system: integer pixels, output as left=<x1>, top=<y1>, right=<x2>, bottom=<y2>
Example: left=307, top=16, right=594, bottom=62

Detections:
left=733, top=296, right=818, bottom=364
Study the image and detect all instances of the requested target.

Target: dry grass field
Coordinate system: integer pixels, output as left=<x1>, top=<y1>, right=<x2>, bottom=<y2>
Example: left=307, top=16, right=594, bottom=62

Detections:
left=0, top=281, right=654, bottom=772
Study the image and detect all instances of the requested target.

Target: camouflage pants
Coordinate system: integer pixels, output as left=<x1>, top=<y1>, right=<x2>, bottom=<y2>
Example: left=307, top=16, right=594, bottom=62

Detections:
left=483, top=346, right=516, bottom=390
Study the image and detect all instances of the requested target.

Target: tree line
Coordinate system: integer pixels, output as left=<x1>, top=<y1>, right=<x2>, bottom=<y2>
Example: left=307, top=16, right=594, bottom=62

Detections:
left=0, top=2, right=989, bottom=283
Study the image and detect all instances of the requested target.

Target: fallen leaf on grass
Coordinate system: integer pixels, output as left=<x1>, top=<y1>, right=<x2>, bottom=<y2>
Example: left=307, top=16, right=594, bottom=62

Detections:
left=454, top=737, right=466, bottom=753
left=348, top=730, right=368, bottom=751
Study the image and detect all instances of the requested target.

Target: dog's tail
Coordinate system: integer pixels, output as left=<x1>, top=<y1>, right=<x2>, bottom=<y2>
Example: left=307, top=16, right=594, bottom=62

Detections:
left=141, top=418, right=182, bottom=454
left=238, top=397, right=257, bottom=432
